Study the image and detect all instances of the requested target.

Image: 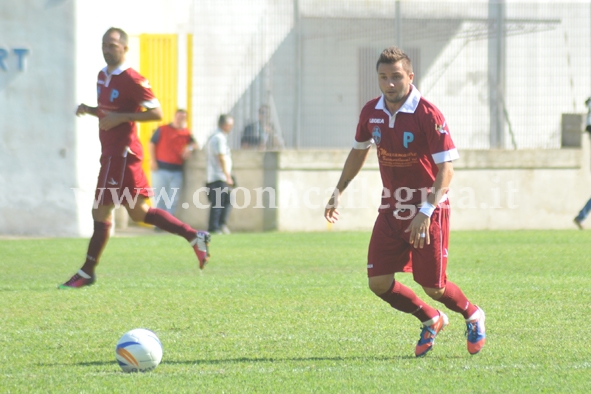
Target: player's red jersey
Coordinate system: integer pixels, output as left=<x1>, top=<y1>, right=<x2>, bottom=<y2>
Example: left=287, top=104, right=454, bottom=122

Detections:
left=355, top=86, right=459, bottom=211
left=96, top=65, right=160, bottom=159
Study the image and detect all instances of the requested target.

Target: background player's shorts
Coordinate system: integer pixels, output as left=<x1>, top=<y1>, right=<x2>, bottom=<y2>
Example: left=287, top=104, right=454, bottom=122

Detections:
left=95, top=155, right=152, bottom=206
left=367, top=200, right=450, bottom=288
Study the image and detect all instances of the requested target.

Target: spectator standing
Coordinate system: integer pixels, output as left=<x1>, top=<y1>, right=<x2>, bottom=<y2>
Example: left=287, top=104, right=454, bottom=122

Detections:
left=206, top=114, right=234, bottom=234
left=149, top=109, right=197, bottom=217
left=240, top=105, right=284, bottom=150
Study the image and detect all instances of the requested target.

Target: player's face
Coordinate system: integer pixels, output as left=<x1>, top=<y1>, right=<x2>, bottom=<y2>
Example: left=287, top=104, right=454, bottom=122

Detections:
left=102, top=32, right=127, bottom=67
left=377, top=61, right=414, bottom=107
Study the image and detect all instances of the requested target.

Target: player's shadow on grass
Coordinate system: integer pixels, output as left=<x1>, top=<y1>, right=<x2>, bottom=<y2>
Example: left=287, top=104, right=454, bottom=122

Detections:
left=161, top=355, right=422, bottom=364
left=41, top=354, right=418, bottom=368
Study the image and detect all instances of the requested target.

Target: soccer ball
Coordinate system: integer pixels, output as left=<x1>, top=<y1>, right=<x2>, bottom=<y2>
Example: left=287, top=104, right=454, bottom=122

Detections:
left=115, top=328, right=163, bottom=372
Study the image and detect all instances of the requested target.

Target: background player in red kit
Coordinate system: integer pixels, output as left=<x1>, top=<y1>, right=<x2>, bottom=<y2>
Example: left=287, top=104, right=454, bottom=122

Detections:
left=324, top=47, right=486, bottom=356
left=59, top=27, right=210, bottom=289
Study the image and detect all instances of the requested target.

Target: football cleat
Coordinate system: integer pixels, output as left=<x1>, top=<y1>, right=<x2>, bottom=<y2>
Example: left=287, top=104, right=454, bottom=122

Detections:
left=466, top=306, right=486, bottom=355
left=58, top=270, right=96, bottom=289
left=415, top=311, right=449, bottom=357
left=191, top=231, right=211, bottom=269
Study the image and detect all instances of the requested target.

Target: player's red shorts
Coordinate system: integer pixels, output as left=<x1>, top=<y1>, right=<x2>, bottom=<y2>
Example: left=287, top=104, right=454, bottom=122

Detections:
left=94, top=154, right=152, bottom=206
left=367, top=199, right=450, bottom=288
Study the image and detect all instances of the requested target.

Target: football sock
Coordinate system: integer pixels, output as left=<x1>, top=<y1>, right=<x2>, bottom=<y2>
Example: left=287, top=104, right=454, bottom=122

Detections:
left=81, top=221, right=111, bottom=275
left=77, top=270, right=91, bottom=279
left=144, top=208, right=197, bottom=242
left=421, top=314, right=440, bottom=327
left=436, top=281, right=478, bottom=319
left=466, top=308, right=481, bottom=322
left=378, top=281, right=439, bottom=323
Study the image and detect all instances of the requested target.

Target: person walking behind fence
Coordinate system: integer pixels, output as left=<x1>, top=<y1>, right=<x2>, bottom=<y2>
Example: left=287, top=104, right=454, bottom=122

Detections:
left=573, top=97, right=591, bottom=230
left=206, top=114, right=234, bottom=235
left=324, top=46, right=486, bottom=357
left=58, top=28, right=211, bottom=289
left=149, top=109, right=197, bottom=217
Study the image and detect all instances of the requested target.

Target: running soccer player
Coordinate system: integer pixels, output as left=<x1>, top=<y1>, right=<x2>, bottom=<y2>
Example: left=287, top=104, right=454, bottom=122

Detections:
left=324, top=46, right=486, bottom=356
left=59, top=27, right=210, bottom=289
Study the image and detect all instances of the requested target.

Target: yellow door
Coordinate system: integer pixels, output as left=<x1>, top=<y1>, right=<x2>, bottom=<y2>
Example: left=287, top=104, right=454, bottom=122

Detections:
left=139, top=34, right=178, bottom=182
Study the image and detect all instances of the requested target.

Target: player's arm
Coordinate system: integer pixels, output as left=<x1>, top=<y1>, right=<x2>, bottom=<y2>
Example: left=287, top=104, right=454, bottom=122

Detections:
left=76, top=104, right=98, bottom=117
left=100, top=107, right=163, bottom=131
left=406, top=161, right=454, bottom=247
left=427, top=161, right=453, bottom=206
left=324, top=147, right=370, bottom=223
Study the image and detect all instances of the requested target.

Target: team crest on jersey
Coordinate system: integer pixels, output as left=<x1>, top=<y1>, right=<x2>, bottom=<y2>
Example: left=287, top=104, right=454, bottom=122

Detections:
left=436, top=121, right=448, bottom=134
left=372, top=126, right=382, bottom=145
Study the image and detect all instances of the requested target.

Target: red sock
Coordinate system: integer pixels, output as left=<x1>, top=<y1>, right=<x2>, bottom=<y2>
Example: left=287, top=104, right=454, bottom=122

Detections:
left=81, top=221, right=112, bottom=276
left=437, top=281, right=478, bottom=319
left=378, top=281, right=439, bottom=323
left=144, top=208, right=197, bottom=242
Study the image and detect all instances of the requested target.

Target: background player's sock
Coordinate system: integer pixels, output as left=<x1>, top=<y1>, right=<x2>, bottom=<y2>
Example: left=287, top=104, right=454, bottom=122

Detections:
left=80, top=221, right=111, bottom=276
left=379, top=281, right=439, bottom=322
left=436, top=281, right=478, bottom=319
left=144, top=208, right=197, bottom=242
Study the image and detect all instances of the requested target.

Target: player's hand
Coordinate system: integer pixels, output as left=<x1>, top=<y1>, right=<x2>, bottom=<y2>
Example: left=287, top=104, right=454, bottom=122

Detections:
left=76, top=104, right=89, bottom=116
left=150, top=161, right=158, bottom=171
left=99, top=111, right=127, bottom=130
left=324, top=190, right=341, bottom=223
left=405, top=212, right=431, bottom=248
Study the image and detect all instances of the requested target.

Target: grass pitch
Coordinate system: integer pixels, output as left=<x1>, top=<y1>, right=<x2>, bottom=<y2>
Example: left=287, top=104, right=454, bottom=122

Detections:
left=0, top=230, right=590, bottom=393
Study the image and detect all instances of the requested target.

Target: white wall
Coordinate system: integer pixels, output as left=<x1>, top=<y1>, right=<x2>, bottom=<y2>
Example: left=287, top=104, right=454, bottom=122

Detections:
left=2, top=0, right=590, bottom=237
left=0, top=0, right=79, bottom=236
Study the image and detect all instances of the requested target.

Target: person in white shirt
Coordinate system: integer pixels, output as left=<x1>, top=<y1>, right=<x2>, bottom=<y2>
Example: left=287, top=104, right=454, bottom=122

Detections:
left=206, top=114, right=234, bottom=234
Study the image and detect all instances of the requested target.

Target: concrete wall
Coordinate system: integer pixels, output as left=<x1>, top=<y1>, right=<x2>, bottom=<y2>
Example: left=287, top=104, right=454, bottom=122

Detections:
left=0, top=0, right=78, bottom=236
left=175, top=134, right=591, bottom=232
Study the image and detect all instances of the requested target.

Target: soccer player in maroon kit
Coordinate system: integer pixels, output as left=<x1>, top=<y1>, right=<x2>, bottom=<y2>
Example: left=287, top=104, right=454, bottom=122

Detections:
left=324, top=47, right=486, bottom=356
left=59, top=28, right=210, bottom=289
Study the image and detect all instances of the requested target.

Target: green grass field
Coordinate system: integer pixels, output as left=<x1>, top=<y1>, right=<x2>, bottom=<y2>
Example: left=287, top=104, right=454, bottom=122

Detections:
left=1, top=230, right=590, bottom=393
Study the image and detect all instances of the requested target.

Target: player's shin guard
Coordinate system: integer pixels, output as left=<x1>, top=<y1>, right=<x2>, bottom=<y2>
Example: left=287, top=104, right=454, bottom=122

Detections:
left=144, top=208, right=197, bottom=241
left=436, top=281, right=478, bottom=319
left=81, top=221, right=112, bottom=275
left=378, top=281, right=439, bottom=322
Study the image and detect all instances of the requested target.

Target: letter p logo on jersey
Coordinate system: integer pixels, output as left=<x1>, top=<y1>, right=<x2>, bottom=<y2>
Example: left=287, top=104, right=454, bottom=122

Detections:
left=403, top=131, right=414, bottom=148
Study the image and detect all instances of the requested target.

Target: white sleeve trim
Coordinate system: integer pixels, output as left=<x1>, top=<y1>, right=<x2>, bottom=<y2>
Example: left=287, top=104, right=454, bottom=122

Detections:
left=353, top=139, right=373, bottom=149
left=431, top=148, right=459, bottom=163
left=141, top=98, right=161, bottom=109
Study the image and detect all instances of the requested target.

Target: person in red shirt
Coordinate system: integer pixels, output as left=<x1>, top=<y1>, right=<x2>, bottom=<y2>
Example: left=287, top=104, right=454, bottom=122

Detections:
left=59, top=28, right=210, bottom=289
left=149, top=109, right=197, bottom=217
left=324, top=47, right=486, bottom=357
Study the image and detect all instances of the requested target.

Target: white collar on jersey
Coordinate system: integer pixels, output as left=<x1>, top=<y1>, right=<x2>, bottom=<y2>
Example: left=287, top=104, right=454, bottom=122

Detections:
left=375, top=84, right=421, bottom=115
left=101, top=63, right=131, bottom=77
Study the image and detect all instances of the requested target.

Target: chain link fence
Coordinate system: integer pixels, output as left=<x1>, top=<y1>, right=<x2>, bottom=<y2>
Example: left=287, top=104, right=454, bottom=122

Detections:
left=191, top=0, right=590, bottom=150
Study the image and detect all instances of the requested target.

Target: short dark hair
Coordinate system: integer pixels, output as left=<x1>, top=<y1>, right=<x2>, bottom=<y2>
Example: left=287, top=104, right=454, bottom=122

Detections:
left=104, top=27, right=128, bottom=46
left=176, top=109, right=187, bottom=114
left=376, top=46, right=413, bottom=74
left=218, top=114, right=233, bottom=127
